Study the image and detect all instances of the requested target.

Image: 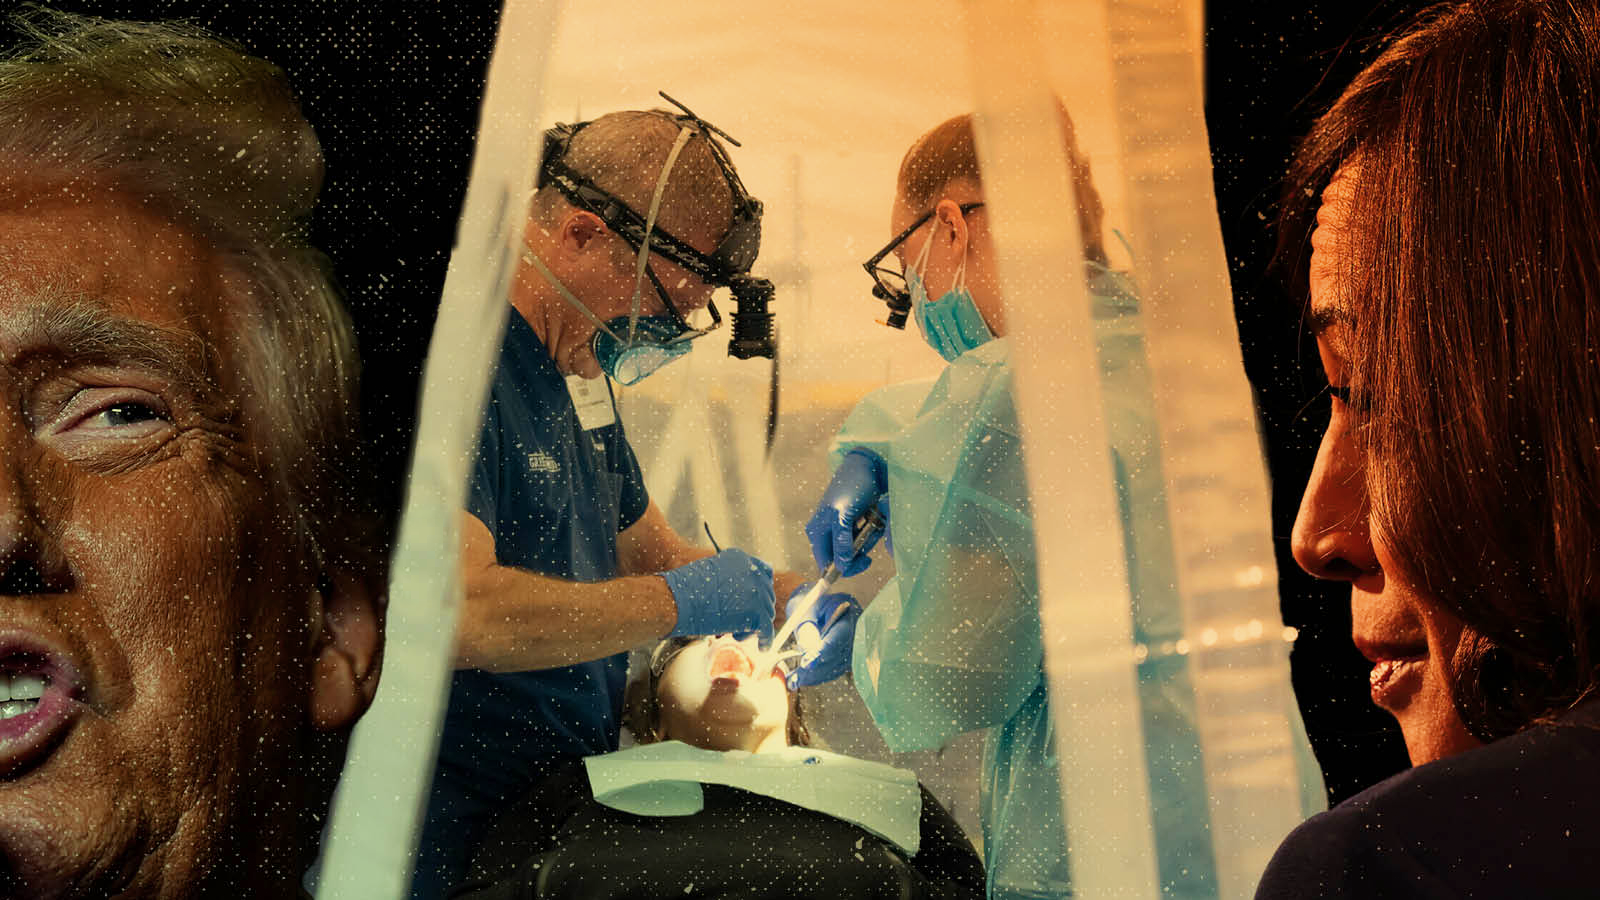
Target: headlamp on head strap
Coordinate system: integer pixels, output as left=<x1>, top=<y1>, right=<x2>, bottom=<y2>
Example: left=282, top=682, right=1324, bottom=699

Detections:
left=536, top=92, right=776, bottom=360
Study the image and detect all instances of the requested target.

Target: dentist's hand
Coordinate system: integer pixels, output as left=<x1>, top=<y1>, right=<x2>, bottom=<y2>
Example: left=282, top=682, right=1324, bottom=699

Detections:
left=784, top=584, right=861, bottom=690
left=806, top=448, right=889, bottom=576
left=662, top=549, right=776, bottom=642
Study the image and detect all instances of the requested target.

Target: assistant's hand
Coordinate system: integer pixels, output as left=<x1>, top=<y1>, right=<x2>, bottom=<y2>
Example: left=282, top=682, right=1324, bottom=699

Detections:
left=806, top=448, right=890, bottom=576
left=784, top=583, right=862, bottom=690
left=662, top=549, right=776, bottom=642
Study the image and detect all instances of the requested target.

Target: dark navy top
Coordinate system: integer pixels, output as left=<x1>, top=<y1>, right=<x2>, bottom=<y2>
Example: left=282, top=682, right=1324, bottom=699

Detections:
left=438, top=311, right=649, bottom=799
left=1256, top=698, right=1600, bottom=899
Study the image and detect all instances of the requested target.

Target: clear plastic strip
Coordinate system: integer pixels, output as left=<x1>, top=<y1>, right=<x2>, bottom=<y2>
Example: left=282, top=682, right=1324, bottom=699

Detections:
left=315, top=1, right=561, bottom=895
left=1102, top=0, right=1319, bottom=892
left=961, top=0, right=1162, bottom=896
left=627, top=126, right=694, bottom=341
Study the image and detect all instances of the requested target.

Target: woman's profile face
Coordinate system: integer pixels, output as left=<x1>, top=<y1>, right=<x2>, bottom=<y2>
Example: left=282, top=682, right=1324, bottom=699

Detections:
left=1290, top=163, right=1481, bottom=766
left=655, top=634, right=791, bottom=753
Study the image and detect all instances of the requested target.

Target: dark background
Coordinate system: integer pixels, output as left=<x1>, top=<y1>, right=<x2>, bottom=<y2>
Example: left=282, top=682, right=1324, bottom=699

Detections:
left=6, top=0, right=1433, bottom=806
left=1203, top=0, right=1427, bottom=802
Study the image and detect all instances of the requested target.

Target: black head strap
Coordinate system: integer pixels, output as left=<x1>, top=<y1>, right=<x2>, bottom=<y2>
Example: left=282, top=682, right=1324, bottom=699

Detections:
left=537, top=94, right=763, bottom=286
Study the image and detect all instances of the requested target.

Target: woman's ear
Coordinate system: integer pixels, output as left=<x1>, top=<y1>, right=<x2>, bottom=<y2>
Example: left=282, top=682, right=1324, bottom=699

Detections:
left=307, top=568, right=384, bottom=732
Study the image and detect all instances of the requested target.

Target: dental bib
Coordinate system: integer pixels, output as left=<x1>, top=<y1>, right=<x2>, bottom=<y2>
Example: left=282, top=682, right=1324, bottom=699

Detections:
left=584, top=741, right=923, bottom=855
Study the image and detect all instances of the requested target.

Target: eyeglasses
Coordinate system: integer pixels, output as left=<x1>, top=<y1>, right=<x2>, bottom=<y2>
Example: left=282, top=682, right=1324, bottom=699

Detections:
left=861, top=202, right=985, bottom=328
left=636, top=256, right=723, bottom=347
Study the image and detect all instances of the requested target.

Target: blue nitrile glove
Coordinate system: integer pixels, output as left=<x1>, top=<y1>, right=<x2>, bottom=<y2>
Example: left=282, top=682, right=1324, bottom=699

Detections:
left=805, top=448, right=890, bottom=576
left=784, top=584, right=862, bottom=691
left=662, top=549, right=776, bottom=642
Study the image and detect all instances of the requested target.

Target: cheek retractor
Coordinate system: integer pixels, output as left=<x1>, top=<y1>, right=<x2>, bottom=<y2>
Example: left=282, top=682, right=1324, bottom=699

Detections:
left=756, top=508, right=884, bottom=677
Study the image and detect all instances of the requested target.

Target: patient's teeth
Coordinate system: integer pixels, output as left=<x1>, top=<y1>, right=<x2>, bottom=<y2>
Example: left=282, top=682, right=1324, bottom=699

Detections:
left=0, top=699, right=36, bottom=719
left=9, top=675, right=45, bottom=701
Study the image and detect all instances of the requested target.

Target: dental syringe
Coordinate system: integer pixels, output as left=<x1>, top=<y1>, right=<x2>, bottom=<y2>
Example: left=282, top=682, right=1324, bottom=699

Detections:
left=761, top=507, right=885, bottom=675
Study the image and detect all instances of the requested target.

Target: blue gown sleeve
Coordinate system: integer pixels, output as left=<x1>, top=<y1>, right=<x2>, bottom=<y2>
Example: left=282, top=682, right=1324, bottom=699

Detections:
left=842, top=343, right=1045, bottom=752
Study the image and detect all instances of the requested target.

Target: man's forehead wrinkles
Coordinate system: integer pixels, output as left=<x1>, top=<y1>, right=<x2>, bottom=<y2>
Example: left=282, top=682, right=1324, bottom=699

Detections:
left=0, top=291, right=209, bottom=384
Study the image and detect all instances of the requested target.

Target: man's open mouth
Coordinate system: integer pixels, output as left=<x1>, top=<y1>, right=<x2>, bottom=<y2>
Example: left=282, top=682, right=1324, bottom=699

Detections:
left=0, top=667, right=47, bottom=720
left=0, top=638, right=86, bottom=778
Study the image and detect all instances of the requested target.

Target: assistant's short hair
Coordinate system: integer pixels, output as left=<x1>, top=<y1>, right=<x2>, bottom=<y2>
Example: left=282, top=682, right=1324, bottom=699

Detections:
left=898, top=104, right=1107, bottom=264
left=1281, top=0, right=1600, bottom=741
left=532, top=109, right=736, bottom=254
left=0, top=6, right=377, bottom=570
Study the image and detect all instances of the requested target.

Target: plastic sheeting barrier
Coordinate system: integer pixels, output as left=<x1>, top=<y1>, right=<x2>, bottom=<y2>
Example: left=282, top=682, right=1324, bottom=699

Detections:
left=316, top=1, right=1320, bottom=896
left=316, top=2, right=559, bottom=895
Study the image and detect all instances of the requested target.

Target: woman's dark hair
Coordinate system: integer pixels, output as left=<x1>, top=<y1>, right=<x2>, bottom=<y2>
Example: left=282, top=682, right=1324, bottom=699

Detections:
left=1280, top=0, right=1600, bottom=742
left=624, top=637, right=811, bottom=747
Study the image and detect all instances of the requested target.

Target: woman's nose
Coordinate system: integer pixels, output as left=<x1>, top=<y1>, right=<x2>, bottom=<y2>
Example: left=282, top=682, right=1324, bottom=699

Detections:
left=1291, top=423, right=1380, bottom=581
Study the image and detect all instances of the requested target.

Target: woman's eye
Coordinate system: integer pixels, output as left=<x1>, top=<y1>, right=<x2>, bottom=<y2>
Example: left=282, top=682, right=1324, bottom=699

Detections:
left=1328, top=384, right=1371, bottom=416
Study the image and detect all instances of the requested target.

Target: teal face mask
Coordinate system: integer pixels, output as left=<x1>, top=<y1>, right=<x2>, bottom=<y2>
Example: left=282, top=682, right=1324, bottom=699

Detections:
left=907, top=226, right=993, bottom=362
left=592, top=315, right=693, bottom=386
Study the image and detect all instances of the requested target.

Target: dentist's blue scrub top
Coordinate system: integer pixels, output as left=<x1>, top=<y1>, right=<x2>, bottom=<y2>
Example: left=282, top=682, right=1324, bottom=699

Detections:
left=416, top=310, right=649, bottom=896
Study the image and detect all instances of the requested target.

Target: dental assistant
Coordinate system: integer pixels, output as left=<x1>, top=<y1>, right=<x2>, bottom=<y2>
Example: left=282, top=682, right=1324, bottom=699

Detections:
left=792, top=110, right=1217, bottom=899
left=413, top=106, right=805, bottom=898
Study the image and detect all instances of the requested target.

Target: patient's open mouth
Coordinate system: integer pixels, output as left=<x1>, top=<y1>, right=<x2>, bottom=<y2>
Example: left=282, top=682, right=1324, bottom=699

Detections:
left=707, top=645, right=754, bottom=682
left=0, top=637, right=86, bottom=779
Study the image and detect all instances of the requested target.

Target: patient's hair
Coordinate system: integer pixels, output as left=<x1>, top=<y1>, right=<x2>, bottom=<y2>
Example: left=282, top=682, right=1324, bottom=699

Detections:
left=898, top=103, right=1106, bottom=263
left=0, top=5, right=377, bottom=569
left=625, top=637, right=812, bottom=747
left=1279, top=0, right=1600, bottom=742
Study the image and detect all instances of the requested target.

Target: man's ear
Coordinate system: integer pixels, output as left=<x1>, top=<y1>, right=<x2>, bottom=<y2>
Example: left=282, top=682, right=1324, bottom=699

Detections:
left=934, top=198, right=971, bottom=257
left=308, top=567, right=384, bottom=732
left=558, top=209, right=608, bottom=254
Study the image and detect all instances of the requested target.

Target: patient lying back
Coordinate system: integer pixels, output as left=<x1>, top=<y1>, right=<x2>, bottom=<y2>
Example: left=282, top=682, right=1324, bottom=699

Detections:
left=450, top=634, right=985, bottom=899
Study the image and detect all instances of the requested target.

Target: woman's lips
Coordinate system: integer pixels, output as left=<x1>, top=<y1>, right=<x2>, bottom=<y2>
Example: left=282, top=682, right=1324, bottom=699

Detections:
left=1365, top=653, right=1427, bottom=709
left=0, top=640, right=86, bottom=779
left=1354, top=633, right=1429, bottom=710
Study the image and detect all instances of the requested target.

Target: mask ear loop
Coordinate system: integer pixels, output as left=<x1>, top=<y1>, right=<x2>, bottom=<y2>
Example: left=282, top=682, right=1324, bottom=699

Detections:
left=627, top=125, right=695, bottom=344
left=521, top=243, right=622, bottom=342
left=908, top=217, right=939, bottom=292
left=951, top=238, right=969, bottom=296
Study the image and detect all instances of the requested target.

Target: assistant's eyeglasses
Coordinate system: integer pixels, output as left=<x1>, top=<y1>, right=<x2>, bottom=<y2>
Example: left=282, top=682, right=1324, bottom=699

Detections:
left=861, top=202, right=985, bottom=329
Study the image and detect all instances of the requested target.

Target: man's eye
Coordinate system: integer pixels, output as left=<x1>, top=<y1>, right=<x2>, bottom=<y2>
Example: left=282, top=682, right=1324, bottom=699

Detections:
left=53, top=389, right=173, bottom=436
left=95, top=402, right=167, bottom=428
left=37, top=387, right=174, bottom=456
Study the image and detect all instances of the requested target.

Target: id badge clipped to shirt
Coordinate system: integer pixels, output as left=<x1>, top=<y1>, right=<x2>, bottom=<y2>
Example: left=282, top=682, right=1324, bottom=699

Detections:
left=566, top=374, right=618, bottom=431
